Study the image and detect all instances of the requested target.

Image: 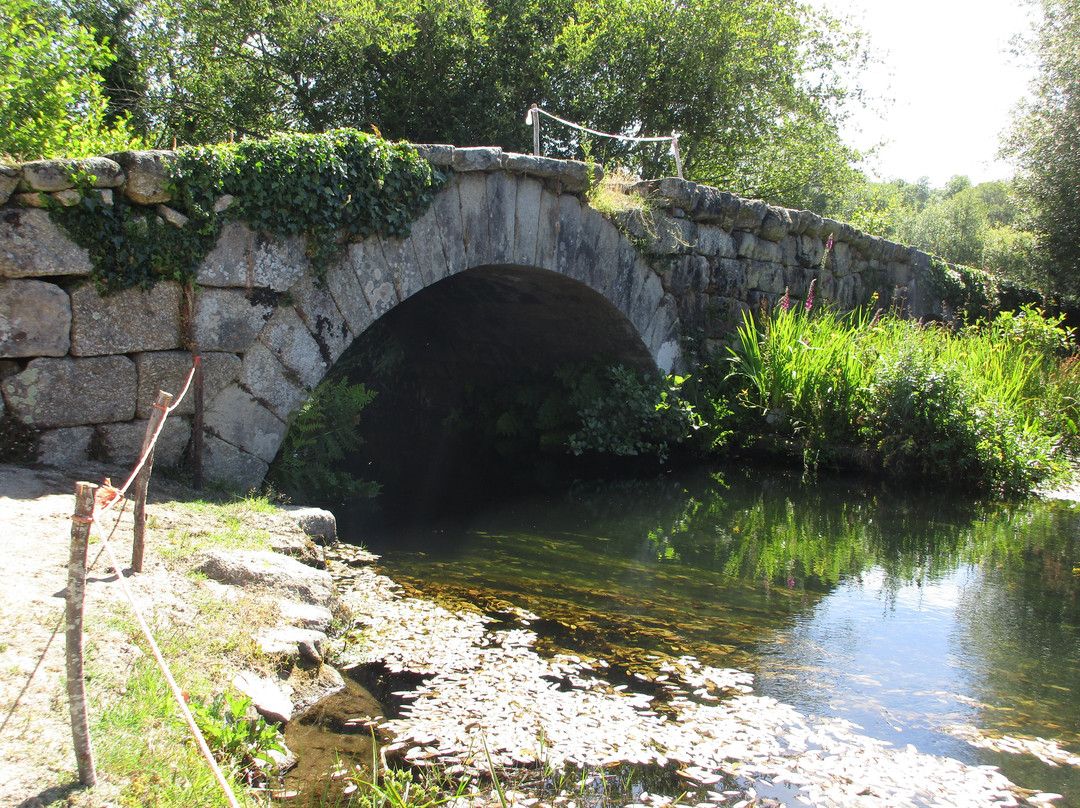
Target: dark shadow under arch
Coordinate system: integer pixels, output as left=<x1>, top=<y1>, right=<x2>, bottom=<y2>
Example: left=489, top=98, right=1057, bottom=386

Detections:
left=325, top=264, right=661, bottom=528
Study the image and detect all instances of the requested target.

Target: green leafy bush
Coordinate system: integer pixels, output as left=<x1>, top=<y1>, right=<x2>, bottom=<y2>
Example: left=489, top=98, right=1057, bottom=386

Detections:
left=267, top=377, right=380, bottom=505
left=187, top=691, right=286, bottom=786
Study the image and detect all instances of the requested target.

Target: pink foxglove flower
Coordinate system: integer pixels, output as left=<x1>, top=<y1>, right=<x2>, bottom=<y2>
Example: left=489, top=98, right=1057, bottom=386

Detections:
left=805, top=278, right=816, bottom=312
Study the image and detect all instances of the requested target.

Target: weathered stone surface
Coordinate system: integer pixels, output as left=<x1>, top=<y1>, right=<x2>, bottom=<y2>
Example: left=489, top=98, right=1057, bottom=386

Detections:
left=452, top=147, right=503, bottom=172
left=378, top=233, right=425, bottom=302
left=53, top=190, right=82, bottom=207
left=0, top=279, right=70, bottom=357
left=735, top=232, right=783, bottom=264
left=283, top=506, right=337, bottom=545
left=557, top=160, right=602, bottom=194
left=406, top=206, right=449, bottom=289
left=135, top=350, right=241, bottom=418
left=108, top=150, right=176, bottom=204
left=0, top=208, right=92, bottom=278
left=415, top=144, right=455, bottom=166
left=512, top=175, right=543, bottom=267
left=13, top=193, right=47, bottom=208
left=258, top=306, right=327, bottom=389
left=20, top=157, right=124, bottom=192
left=194, top=548, right=334, bottom=606
left=233, top=671, right=294, bottom=725
left=0, top=165, right=19, bottom=205
left=197, top=221, right=309, bottom=290
left=758, top=206, right=793, bottom=242
left=747, top=261, right=787, bottom=296
left=290, top=274, right=352, bottom=366
left=95, top=417, right=191, bottom=468
left=458, top=173, right=490, bottom=268
left=486, top=171, right=517, bottom=266
left=193, top=287, right=274, bottom=353
left=36, top=426, right=94, bottom=466
left=348, top=239, right=398, bottom=319
left=635, top=177, right=696, bottom=211
left=534, top=187, right=561, bottom=271
left=325, top=258, right=376, bottom=337
left=277, top=597, right=334, bottom=632
left=70, top=281, right=183, bottom=356
left=555, top=194, right=583, bottom=279
left=202, top=434, right=268, bottom=491
left=733, top=199, right=768, bottom=231
left=204, top=384, right=287, bottom=462
left=2, top=356, right=136, bottom=427
left=502, top=153, right=572, bottom=180
left=430, top=181, right=467, bottom=276
left=695, top=225, right=735, bottom=259
left=240, top=340, right=309, bottom=422
left=156, top=205, right=188, bottom=228
left=662, top=255, right=710, bottom=296
left=255, top=627, right=327, bottom=664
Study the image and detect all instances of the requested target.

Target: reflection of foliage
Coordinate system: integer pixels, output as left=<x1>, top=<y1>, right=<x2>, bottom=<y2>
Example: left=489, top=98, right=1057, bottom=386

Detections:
left=267, top=378, right=380, bottom=506
left=636, top=467, right=1080, bottom=604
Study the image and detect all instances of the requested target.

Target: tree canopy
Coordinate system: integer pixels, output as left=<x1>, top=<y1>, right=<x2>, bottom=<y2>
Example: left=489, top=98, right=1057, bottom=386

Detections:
left=0, top=0, right=140, bottom=159
left=1003, top=0, right=1080, bottom=297
left=51, top=0, right=869, bottom=209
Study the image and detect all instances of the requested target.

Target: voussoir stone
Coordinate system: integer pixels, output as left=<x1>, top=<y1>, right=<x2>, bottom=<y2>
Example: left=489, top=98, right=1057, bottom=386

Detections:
left=108, top=150, right=176, bottom=204
left=0, top=279, right=71, bottom=358
left=0, top=208, right=92, bottom=278
left=201, top=434, right=268, bottom=492
left=1, top=355, right=136, bottom=427
left=194, top=548, right=334, bottom=606
left=204, top=384, right=286, bottom=462
left=70, top=281, right=183, bottom=356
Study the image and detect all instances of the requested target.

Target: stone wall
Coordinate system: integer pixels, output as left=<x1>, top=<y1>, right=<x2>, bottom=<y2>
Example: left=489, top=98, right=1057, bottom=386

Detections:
left=1, top=144, right=946, bottom=487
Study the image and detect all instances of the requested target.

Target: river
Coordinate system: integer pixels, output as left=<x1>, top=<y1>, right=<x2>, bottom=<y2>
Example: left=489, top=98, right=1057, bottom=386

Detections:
left=347, top=465, right=1080, bottom=805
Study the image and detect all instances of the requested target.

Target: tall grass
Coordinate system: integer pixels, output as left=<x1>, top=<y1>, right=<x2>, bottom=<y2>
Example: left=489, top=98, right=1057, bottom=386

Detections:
left=722, top=301, right=1079, bottom=496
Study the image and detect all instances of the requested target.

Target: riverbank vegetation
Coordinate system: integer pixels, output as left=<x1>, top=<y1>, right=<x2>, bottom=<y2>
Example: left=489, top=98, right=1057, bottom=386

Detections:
left=705, top=300, right=1079, bottom=497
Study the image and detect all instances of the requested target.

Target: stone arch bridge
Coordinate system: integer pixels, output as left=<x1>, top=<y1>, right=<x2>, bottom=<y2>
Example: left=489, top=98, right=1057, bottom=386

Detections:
left=1, top=145, right=938, bottom=489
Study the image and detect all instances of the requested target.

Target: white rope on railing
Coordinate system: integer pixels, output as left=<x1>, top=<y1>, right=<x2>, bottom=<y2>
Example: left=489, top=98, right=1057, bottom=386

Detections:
left=524, top=104, right=683, bottom=178
left=80, top=359, right=243, bottom=808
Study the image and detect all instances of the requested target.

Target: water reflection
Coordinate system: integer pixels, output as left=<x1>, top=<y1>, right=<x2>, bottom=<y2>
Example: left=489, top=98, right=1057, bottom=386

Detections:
left=362, top=466, right=1080, bottom=803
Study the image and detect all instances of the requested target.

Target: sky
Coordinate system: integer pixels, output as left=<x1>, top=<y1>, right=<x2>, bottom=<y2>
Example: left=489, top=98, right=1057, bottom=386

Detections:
left=814, top=0, right=1039, bottom=188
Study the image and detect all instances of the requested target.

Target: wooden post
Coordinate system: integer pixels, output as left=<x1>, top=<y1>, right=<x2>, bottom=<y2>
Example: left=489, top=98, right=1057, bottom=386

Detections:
left=132, top=390, right=173, bottom=573
left=67, top=482, right=98, bottom=787
left=672, top=133, right=683, bottom=179
left=191, top=348, right=204, bottom=490
left=529, top=105, right=541, bottom=156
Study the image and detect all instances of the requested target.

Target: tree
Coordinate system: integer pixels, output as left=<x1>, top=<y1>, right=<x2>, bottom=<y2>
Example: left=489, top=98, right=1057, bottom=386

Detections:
left=0, top=0, right=140, bottom=158
left=69, top=0, right=870, bottom=209
left=1003, top=0, right=1080, bottom=297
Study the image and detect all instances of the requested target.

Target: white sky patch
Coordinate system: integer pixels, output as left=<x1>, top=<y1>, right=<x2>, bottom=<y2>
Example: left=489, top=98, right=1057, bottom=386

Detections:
left=814, top=0, right=1039, bottom=186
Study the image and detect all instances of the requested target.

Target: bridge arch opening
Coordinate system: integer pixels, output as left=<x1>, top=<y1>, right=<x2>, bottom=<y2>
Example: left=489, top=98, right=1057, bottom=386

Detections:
left=297, top=264, right=660, bottom=528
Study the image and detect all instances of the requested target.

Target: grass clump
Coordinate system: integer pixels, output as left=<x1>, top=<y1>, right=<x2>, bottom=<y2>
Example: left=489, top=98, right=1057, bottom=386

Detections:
left=712, top=299, right=1079, bottom=496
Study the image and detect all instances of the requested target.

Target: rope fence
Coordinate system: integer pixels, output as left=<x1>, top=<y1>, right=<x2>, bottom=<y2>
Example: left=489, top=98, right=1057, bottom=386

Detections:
left=63, top=357, right=242, bottom=807
left=525, top=104, right=683, bottom=179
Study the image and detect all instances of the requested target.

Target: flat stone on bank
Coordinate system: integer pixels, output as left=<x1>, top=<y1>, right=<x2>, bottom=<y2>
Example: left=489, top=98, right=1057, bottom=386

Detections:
left=193, top=548, right=334, bottom=606
left=233, top=670, right=294, bottom=725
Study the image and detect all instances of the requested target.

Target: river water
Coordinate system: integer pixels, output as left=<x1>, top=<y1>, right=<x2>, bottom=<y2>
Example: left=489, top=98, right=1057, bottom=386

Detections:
left=350, top=465, right=1080, bottom=805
